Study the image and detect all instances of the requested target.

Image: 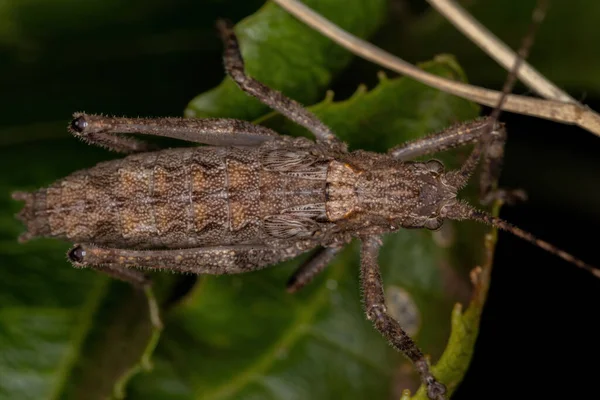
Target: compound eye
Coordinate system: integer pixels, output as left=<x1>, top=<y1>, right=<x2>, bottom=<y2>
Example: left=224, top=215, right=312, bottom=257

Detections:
left=70, top=116, right=88, bottom=133
left=68, top=245, right=86, bottom=263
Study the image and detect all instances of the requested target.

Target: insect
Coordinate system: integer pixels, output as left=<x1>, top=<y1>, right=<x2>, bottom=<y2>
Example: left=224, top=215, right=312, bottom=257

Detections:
left=11, top=15, right=598, bottom=400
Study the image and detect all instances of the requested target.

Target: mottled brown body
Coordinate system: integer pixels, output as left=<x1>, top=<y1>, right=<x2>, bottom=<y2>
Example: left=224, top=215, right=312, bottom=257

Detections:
left=17, top=137, right=456, bottom=264
left=21, top=138, right=323, bottom=248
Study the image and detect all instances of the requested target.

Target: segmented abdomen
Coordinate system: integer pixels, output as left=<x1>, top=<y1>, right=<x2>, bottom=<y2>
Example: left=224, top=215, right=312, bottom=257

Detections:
left=29, top=145, right=327, bottom=248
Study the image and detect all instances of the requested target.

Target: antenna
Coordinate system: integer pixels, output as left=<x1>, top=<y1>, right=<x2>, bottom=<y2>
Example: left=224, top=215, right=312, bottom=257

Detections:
left=447, top=201, right=600, bottom=278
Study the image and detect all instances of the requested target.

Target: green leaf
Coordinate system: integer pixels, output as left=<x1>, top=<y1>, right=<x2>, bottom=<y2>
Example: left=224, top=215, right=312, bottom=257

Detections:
left=185, top=0, right=387, bottom=120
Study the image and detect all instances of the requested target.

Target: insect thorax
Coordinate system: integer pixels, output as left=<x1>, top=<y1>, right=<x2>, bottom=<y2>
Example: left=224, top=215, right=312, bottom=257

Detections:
left=325, top=156, right=458, bottom=232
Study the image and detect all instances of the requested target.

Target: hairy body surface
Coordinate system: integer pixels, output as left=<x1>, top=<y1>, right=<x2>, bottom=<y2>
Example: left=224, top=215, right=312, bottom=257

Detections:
left=17, top=136, right=458, bottom=274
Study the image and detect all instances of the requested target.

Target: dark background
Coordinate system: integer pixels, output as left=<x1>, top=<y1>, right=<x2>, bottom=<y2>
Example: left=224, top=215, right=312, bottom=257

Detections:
left=455, top=108, right=600, bottom=399
left=1, top=0, right=598, bottom=398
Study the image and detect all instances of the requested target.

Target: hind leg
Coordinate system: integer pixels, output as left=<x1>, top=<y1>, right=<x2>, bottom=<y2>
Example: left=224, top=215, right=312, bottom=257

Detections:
left=217, top=20, right=343, bottom=149
left=69, top=113, right=279, bottom=153
left=286, top=247, right=342, bottom=293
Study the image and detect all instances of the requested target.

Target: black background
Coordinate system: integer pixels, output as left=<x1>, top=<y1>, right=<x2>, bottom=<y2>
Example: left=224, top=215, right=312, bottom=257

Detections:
left=453, top=106, right=600, bottom=399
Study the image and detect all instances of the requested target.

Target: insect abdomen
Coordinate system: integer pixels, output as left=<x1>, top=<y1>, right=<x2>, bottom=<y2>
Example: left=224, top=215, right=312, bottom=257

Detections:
left=16, top=145, right=329, bottom=248
left=65, top=147, right=263, bottom=248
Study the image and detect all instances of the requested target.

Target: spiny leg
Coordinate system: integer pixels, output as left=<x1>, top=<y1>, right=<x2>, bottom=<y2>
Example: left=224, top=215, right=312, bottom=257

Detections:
left=393, top=120, right=528, bottom=205
left=425, top=122, right=526, bottom=203
left=389, top=118, right=490, bottom=161
left=69, top=113, right=279, bottom=153
left=392, top=1, right=547, bottom=204
left=388, top=117, right=503, bottom=189
left=70, top=118, right=155, bottom=153
left=360, top=237, right=445, bottom=400
left=217, top=20, right=344, bottom=149
left=68, top=246, right=162, bottom=329
left=477, top=124, right=526, bottom=205
left=390, top=118, right=524, bottom=204
left=286, top=246, right=342, bottom=293
left=67, top=243, right=307, bottom=275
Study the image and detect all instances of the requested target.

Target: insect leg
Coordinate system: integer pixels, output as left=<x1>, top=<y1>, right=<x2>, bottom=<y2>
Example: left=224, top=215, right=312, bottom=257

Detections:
left=475, top=1, right=549, bottom=203
left=443, top=122, right=525, bottom=203
left=67, top=243, right=311, bottom=275
left=286, top=246, right=342, bottom=293
left=389, top=118, right=491, bottom=161
left=446, top=1, right=546, bottom=194
left=69, top=113, right=279, bottom=153
left=217, top=20, right=344, bottom=149
left=477, top=124, right=527, bottom=205
left=69, top=121, right=156, bottom=153
left=389, top=118, right=524, bottom=205
left=389, top=119, right=524, bottom=204
left=360, top=237, right=445, bottom=400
